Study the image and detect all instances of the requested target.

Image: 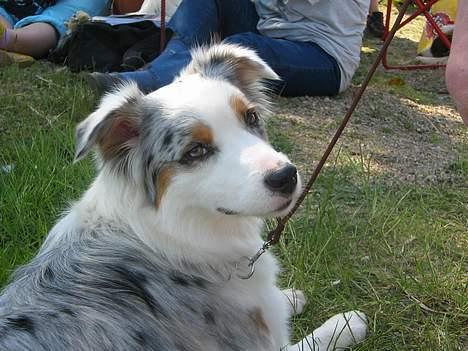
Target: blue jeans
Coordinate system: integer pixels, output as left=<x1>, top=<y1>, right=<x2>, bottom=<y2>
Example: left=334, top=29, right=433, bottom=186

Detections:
left=119, top=0, right=341, bottom=97
left=0, top=0, right=110, bottom=37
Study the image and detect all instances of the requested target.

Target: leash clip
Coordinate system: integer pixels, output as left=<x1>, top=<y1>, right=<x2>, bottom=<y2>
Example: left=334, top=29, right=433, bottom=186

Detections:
left=236, top=240, right=272, bottom=280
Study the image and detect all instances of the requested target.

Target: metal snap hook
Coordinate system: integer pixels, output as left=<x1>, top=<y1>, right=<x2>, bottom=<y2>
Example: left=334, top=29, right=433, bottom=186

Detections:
left=235, top=258, right=256, bottom=280
left=235, top=241, right=271, bottom=280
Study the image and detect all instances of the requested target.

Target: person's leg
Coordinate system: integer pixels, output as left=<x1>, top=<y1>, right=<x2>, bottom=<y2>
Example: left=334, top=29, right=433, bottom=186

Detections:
left=224, top=32, right=341, bottom=96
left=367, top=0, right=384, bottom=38
left=7, top=0, right=110, bottom=57
left=114, top=0, right=222, bottom=92
left=3, top=23, right=57, bottom=57
left=15, top=0, right=110, bottom=36
left=0, top=10, right=36, bottom=67
left=0, top=6, right=57, bottom=58
left=369, top=0, right=380, bottom=13
left=114, top=38, right=193, bottom=92
left=164, top=0, right=220, bottom=46
left=446, top=0, right=468, bottom=125
left=93, top=0, right=258, bottom=93
left=166, top=0, right=258, bottom=46
left=215, top=0, right=259, bottom=37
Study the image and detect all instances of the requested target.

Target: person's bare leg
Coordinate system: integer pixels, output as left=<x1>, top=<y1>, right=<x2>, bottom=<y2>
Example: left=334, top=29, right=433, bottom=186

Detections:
left=369, top=0, right=380, bottom=13
left=366, top=0, right=384, bottom=38
left=2, top=22, right=58, bottom=58
left=446, top=0, right=468, bottom=125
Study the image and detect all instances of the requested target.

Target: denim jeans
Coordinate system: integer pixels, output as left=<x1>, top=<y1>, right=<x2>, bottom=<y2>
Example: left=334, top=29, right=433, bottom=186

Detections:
left=119, top=0, right=341, bottom=97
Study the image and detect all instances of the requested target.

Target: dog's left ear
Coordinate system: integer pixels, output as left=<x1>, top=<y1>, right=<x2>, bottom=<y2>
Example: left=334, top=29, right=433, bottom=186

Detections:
left=74, top=83, right=144, bottom=162
left=181, top=43, right=280, bottom=102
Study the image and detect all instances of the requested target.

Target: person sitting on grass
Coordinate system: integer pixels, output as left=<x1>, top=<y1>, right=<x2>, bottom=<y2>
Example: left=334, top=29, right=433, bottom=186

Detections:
left=90, top=0, right=370, bottom=97
left=0, top=0, right=110, bottom=67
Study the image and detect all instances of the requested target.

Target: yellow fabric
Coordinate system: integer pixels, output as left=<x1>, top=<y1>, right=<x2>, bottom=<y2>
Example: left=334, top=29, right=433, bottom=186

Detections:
left=0, top=21, right=7, bottom=45
left=0, top=49, right=35, bottom=68
left=417, top=0, right=458, bottom=55
left=0, top=21, right=35, bottom=68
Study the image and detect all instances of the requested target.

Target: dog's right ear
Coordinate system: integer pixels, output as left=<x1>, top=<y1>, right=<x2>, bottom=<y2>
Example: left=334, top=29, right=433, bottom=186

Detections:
left=74, top=83, right=144, bottom=163
left=181, top=43, right=280, bottom=104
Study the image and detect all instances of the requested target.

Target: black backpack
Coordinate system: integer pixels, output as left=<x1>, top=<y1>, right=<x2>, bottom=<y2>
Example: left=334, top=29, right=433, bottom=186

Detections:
left=49, top=20, right=172, bottom=73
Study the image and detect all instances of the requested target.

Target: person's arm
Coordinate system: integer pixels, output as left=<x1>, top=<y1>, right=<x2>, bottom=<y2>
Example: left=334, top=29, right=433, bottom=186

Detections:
left=446, top=0, right=468, bottom=125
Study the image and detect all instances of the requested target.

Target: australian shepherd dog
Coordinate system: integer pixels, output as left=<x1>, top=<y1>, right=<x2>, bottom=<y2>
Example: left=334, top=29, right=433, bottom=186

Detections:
left=0, top=44, right=367, bottom=350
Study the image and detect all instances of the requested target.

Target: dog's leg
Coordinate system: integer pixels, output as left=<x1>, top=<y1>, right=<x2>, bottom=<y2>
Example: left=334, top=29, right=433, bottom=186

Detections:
left=282, top=289, right=306, bottom=316
left=286, top=311, right=368, bottom=351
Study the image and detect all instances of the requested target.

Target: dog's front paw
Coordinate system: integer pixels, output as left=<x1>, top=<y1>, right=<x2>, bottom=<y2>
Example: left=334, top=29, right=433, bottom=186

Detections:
left=282, top=289, right=307, bottom=316
left=291, top=310, right=368, bottom=350
left=288, top=310, right=368, bottom=351
left=315, top=310, right=368, bottom=350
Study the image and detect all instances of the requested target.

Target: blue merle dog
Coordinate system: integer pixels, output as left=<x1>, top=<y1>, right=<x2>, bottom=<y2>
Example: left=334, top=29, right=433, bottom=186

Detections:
left=0, top=43, right=367, bottom=351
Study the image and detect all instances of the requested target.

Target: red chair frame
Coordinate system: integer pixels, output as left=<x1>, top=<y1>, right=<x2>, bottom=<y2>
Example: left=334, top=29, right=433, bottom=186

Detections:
left=382, top=0, right=452, bottom=70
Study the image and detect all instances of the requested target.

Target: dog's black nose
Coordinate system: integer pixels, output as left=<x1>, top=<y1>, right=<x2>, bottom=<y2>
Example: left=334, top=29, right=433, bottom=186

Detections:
left=264, top=164, right=298, bottom=195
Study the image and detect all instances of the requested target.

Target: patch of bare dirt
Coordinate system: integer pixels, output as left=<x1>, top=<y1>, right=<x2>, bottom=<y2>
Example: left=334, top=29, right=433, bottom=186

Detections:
left=274, top=84, right=466, bottom=184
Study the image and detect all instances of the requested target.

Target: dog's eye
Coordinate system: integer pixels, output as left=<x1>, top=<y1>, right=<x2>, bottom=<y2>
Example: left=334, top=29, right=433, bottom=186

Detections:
left=245, top=109, right=259, bottom=127
left=185, top=144, right=210, bottom=160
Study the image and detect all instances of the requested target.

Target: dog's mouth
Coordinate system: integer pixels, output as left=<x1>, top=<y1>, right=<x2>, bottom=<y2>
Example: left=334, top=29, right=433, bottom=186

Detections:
left=216, top=198, right=293, bottom=216
left=275, top=199, right=292, bottom=212
left=217, top=207, right=239, bottom=215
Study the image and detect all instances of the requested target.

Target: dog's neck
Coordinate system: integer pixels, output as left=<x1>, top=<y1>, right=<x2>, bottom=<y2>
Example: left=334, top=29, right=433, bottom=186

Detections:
left=66, top=172, right=265, bottom=268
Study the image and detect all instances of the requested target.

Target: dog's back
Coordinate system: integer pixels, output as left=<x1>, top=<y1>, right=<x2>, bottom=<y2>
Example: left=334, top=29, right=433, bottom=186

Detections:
left=0, top=227, right=271, bottom=351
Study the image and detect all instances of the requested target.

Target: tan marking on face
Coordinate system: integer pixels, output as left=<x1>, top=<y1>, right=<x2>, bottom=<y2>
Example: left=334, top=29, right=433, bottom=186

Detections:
left=156, top=166, right=174, bottom=208
left=230, top=95, right=249, bottom=123
left=191, top=123, right=213, bottom=144
left=250, top=307, right=270, bottom=334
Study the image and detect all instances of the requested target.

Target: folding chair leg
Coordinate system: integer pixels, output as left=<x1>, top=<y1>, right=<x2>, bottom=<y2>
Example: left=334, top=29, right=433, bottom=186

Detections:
left=382, top=0, right=452, bottom=70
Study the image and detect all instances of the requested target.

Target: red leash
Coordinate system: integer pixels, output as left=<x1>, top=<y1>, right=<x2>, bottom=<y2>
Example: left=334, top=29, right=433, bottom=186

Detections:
left=159, top=0, right=166, bottom=54
left=264, top=0, right=413, bottom=246
left=156, top=0, right=414, bottom=277
left=238, top=0, right=413, bottom=279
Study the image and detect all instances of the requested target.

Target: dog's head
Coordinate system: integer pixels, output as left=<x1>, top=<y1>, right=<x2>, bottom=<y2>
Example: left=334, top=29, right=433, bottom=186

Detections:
left=75, top=43, right=301, bottom=218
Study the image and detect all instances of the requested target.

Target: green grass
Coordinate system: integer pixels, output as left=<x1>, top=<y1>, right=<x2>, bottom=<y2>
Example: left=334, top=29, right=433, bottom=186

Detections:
left=1, top=61, right=467, bottom=351
left=267, top=118, right=297, bottom=155
left=0, top=65, right=95, bottom=284
left=276, top=167, right=467, bottom=350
